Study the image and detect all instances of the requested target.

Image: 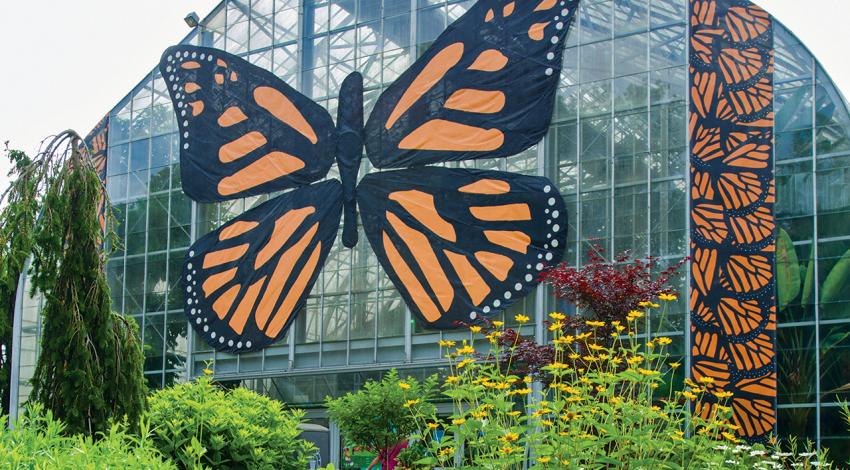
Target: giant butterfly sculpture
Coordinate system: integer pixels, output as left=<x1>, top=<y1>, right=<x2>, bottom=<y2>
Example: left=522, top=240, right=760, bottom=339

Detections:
left=159, top=0, right=578, bottom=353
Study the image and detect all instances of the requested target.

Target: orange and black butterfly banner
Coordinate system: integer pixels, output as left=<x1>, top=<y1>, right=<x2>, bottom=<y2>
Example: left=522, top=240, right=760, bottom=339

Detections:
left=688, top=0, right=776, bottom=442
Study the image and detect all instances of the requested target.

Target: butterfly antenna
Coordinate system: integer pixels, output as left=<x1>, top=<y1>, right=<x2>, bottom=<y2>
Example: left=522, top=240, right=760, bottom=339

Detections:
left=337, top=72, right=364, bottom=248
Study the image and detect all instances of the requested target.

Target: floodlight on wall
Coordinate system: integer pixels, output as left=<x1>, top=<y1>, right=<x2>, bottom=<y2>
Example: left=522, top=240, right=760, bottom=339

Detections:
left=184, top=12, right=200, bottom=28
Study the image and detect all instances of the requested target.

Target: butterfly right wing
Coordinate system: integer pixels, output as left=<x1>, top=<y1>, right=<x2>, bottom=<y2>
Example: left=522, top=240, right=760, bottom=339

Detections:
left=358, top=167, right=566, bottom=328
left=159, top=45, right=337, bottom=202
left=364, top=0, right=580, bottom=168
left=184, top=180, right=342, bottom=353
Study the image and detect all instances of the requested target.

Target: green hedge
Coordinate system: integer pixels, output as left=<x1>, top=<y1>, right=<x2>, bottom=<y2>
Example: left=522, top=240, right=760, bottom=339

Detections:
left=0, top=404, right=174, bottom=469
left=147, top=375, right=316, bottom=469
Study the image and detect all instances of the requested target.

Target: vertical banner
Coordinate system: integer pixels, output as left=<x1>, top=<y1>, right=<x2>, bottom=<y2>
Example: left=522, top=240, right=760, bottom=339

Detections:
left=688, top=0, right=776, bottom=441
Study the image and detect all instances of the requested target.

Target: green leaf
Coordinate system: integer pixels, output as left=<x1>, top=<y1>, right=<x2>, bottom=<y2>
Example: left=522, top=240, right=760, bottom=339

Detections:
left=822, top=248, right=850, bottom=305
left=776, top=228, right=801, bottom=311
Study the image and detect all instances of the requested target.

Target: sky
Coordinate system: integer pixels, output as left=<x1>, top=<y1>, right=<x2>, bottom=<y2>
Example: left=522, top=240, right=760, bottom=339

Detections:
left=0, top=0, right=849, bottom=189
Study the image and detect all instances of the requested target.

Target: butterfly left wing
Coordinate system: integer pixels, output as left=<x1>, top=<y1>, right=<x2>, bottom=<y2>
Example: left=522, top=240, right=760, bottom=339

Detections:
left=159, top=45, right=337, bottom=202
left=184, top=181, right=342, bottom=353
left=364, top=0, right=579, bottom=168
left=357, top=167, right=566, bottom=327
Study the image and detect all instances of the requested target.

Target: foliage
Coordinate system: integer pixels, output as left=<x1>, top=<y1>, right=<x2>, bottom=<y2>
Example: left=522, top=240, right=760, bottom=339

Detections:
left=403, top=301, right=830, bottom=469
left=540, top=245, right=685, bottom=327
left=0, top=145, right=41, bottom=415
left=25, top=132, right=146, bottom=436
left=0, top=403, right=174, bottom=469
left=396, top=441, right=429, bottom=469
left=775, top=227, right=850, bottom=435
left=460, top=319, right=556, bottom=382
left=147, top=372, right=316, bottom=470
left=326, top=369, right=438, bottom=456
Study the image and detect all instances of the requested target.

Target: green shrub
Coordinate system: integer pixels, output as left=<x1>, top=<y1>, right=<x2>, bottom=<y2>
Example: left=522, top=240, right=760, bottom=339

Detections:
left=326, top=369, right=437, bottom=457
left=0, top=403, right=174, bottom=469
left=147, top=374, right=316, bottom=469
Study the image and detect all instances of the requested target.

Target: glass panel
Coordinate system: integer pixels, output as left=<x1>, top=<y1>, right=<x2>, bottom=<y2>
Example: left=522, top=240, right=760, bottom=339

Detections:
left=146, top=253, right=168, bottom=313
left=777, top=325, right=817, bottom=405
left=144, top=313, right=165, bottom=371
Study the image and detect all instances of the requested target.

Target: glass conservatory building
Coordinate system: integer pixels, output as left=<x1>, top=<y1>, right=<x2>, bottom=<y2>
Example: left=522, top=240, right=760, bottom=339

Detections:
left=14, top=0, right=850, bottom=463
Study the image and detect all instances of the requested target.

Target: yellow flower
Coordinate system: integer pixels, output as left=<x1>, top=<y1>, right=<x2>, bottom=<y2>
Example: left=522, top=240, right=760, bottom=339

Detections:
left=549, top=312, right=566, bottom=320
left=541, top=419, right=554, bottom=426
left=500, top=446, right=516, bottom=455
left=656, top=337, right=673, bottom=346
left=452, top=418, right=466, bottom=425
left=492, top=320, right=504, bottom=327
left=626, top=355, right=644, bottom=365
left=646, top=341, right=655, bottom=348
left=445, top=375, right=460, bottom=384
left=585, top=320, right=605, bottom=328
left=403, top=399, right=420, bottom=408
left=499, top=432, right=519, bottom=442
left=670, top=362, right=681, bottom=369
left=203, top=368, right=214, bottom=376
left=549, top=362, right=570, bottom=370
left=588, top=343, right=605, bottom=351
left=427, top=422, right=440, bottom=429
left=638, top=368, right=659, bottom=376
left=523, top=376, right=533, bottom=384
left=398, top=382, right=411, bottom=390
left=659, top=293, right=678, bottom=301
left=471, top=410, right=488, bottom=419
left=514, top=388, right=532, bottom=395
left=698, top=376, right=715, bottom=385
left=457, top=359, right=474, bottom=368
left=469, top=325, right=482, bottom=333
left=638, top=301, right=651, bottom=307
left=507, top=411, right=522, bottom=417
left=548, top=321, right=564, bottom=331
left=627, top=310, right=645, bottom=321
left=537, top=456, right=551, bottom=464
left=650, top=302, right=660, bottom=308
left=438, top=340, right=456, bottom=347
left=568, top=353, right=580, bottom=360
left=439, top=447, right=454, bottom=456
left=515, top=314, right=530, bottom=323
left=615, top=325, right=625, bottom=332
left=722, top=431, right=740, bottom=443
left=681, top=391, right=698, bottom=400
left=456, top=345, right=475, bottom=355
left=567, top=396, right=583, bottom=402
left=714, top=391, right=734, bottom=399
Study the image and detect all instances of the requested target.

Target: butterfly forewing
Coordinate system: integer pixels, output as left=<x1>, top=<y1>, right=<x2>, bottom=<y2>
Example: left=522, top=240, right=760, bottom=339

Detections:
left=357, top=167, right=567, bottom=328
left=159, top=45, right=337, bottom=202
left=364, top=0, right=579, bottom=168
left=184, top=180, right=343, bottom=353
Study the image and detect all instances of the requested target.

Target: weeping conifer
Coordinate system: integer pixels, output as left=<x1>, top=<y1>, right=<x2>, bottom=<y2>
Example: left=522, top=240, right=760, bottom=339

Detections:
left=5, top=131, right=148, bottom=436
left=0, top=147, right=41, bottom=415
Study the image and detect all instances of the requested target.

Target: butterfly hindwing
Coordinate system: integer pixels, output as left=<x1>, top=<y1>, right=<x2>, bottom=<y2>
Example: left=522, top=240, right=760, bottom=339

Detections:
left=159, top=45, right=337, bottom=202
left=184, top=181, right=343, bottom=353
left=357, top=167, right=567, bottom=328
left=364, top=0, right=580, bottom=168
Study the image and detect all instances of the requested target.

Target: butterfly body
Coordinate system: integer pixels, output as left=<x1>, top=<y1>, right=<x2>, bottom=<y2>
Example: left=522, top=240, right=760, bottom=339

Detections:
left=160, top=0, right=578, bottom=353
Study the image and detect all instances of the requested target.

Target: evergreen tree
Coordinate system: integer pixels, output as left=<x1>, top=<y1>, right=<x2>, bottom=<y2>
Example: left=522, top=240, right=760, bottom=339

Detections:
left=1, top=132, right=146, bottom=436
left=0, top=146, right=41, bottom=415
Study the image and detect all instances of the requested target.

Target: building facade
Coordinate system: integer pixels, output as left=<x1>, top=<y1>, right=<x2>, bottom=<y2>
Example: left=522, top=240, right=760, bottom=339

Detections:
left=14, top=0, right=850, bottom=464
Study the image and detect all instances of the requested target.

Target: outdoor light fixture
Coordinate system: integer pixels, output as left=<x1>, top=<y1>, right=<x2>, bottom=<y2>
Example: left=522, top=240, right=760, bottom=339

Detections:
left=184, top=12, right=200, bottom=28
